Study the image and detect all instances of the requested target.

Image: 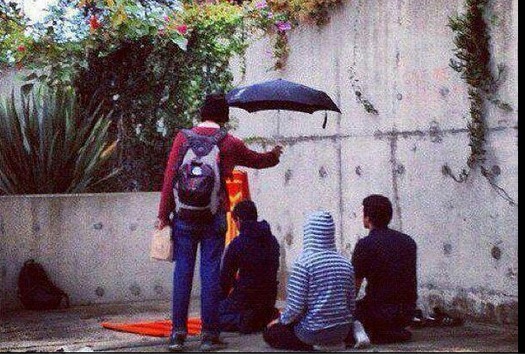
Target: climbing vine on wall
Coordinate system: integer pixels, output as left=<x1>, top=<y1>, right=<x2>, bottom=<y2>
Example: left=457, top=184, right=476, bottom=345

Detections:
left=444, top=0, right=516, bottom=205
left=349, top=67, right=379, bottom=115
left=246, top=0, right=343, bottom=70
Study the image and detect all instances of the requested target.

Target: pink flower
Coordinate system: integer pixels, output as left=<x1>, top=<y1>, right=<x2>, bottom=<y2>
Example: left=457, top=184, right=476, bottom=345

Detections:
left=89, top=15, right=102, bottom=30
left=276, top=21, right=291, bottom=32
left=176, top=24, right=188, bottom=35
left=163, top=15, right=170, bottom=22
left=256, top=1, right=267, bottom=9
left=267, top=11, right=274, bottom=19
left=17, top=45, right=26, bottom=52
left=158, top=28, right=166, bottom=36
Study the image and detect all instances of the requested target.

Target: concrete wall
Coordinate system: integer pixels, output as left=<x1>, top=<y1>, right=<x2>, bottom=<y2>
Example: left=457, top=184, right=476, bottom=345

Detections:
left=0, top=193, right=179, bottom=313
left=229, top=0, right=518, bottom=324
left=0, top=0, right=518, bottom=325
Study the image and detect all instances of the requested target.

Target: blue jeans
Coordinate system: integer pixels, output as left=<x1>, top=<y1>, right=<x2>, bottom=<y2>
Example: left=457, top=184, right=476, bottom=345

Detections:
left=295, top=322, right=352, bottom=346
left=171, top=213, right=227, bottom=338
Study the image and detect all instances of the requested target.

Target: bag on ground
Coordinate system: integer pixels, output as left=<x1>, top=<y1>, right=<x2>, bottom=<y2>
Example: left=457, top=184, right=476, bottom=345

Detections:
left=18, top=259, right=70, bottom=310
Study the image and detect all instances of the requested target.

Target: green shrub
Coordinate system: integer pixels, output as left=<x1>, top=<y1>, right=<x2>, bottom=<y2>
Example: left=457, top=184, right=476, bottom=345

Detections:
left=0, top=84, right=119, bottom=194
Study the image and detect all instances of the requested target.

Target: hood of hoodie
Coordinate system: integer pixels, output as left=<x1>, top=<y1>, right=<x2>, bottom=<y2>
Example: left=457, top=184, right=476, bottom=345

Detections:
left=303, top=211, right=336, bottom=252
left=239, top=220, right=273, bottom=239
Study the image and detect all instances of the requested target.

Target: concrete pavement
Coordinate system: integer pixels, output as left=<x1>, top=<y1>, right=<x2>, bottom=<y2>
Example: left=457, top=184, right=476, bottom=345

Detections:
left=0, top=300, right=518, bottom=352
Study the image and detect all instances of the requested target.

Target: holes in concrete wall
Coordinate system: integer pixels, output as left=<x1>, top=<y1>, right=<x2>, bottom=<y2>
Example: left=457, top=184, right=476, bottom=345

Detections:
left=154, top=285, right=164, bottom=295
left=129, top=284, right=141, bottom=296
left=394, top=163, right=405, bottom=175
left=93, top=222, right=103, bottom=230
left=506, top=267, right=517, bottom=280
left=429, top=121, right=443, bottom=143
left=491, top=246, right=502, bottom=260
left=355, top=166, right=362, bottom=176
left=443, top=243, right=453, bottom=256
left=439, top=87, right=450, bottom=97
left=284, top=169, right=293, bottom=186
left=95, top=287, right=105, bottom=297
left=318, top=166, right=328, bottom=179
left=285, top=232, right=294, bottom=247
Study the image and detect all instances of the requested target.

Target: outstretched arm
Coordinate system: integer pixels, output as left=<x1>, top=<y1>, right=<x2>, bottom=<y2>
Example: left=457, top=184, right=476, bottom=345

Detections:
left=233, top=137, right=283, bottom=169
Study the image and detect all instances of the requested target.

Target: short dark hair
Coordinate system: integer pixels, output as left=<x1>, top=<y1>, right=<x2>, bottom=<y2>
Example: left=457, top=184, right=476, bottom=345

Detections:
left=200, top=93, right=229, bottom=123
left=232, top=200, right=258, bottom=222
left=362, top=194, right=393, bottom=228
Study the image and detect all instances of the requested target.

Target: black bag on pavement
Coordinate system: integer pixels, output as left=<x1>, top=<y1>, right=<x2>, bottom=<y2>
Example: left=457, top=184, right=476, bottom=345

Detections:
left=18, top=259, right=70, bottom=310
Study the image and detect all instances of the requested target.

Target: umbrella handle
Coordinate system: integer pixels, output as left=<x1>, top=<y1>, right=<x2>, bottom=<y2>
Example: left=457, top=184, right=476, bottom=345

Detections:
left=322, top=111, right=328, bottom=129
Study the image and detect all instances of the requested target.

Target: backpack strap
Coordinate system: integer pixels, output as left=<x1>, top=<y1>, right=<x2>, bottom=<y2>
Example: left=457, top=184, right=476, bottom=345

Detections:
left=181, top=128, right=227, bottom=146
left=180, top=128, right=227, bottom=157
left=210, top=128, right=228, bottom=146
left=173, top=129, right=191, bottom=172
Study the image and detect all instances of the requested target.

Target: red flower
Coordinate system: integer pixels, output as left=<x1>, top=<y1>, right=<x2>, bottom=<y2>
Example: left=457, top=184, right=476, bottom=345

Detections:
left=89, top=15, right=102, bottom=30
left=176, top=24, right=188, bottom=35
left=17, top=45, right=26, bottom=52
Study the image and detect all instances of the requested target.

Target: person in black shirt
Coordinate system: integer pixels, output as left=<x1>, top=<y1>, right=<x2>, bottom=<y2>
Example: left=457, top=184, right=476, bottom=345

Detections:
left=219, top=200, right=280, bottom=334
left=350, top=194, right=417, bottom=344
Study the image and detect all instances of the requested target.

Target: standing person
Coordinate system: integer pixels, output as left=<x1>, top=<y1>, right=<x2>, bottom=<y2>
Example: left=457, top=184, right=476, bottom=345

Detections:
left=350, top=194, right=418, bottom=345
left=263, top=211, right=355, bottom=351
left=219, top=200, right=280, bottom=334
left=156, top=93, right=283, bottom=352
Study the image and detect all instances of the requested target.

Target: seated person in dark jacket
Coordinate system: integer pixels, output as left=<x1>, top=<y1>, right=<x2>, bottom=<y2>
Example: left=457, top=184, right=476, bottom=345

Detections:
left=349, top=194, right=418, bottom=345
left=219, top=200, right=280, bottom=334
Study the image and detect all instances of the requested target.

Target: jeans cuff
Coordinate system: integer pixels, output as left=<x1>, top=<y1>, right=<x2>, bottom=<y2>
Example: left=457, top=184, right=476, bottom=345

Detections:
left=171, top=329, right=187, bottom=338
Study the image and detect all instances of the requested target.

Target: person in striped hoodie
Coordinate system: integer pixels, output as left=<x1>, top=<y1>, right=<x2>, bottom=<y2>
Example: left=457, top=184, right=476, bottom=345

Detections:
left=263, top=211, right=358, bottom=351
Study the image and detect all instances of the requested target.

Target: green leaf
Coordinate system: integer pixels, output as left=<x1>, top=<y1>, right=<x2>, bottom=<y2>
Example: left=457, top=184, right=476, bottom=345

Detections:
left=169, top=36, right=188, bottom=51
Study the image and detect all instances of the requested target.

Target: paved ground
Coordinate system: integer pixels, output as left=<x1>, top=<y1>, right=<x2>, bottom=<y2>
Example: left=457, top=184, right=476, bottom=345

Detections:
left=0, top=300, right=518, bottom=352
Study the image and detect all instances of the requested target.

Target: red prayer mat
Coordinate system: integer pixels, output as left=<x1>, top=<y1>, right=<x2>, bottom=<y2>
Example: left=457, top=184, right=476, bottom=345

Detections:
left=101, top=317, right=201, bottom=337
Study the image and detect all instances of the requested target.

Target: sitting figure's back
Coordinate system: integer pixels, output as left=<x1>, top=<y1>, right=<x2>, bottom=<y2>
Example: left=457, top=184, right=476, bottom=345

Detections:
left=219, top=200, right=280, bottom=333
left=351, top=194, right=418, bottom=344
left=263, top=211, right=356, bottom=351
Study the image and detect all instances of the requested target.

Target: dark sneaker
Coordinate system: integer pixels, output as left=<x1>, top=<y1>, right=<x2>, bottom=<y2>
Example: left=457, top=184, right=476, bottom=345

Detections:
left=199, top=337, right=228, bottom=352
left=168, top=333, right=186, bottom=352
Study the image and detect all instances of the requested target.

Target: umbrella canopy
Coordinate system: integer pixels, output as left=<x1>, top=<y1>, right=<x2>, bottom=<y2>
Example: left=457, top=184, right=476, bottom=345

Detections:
left=226, top=79, right=341, bottom=114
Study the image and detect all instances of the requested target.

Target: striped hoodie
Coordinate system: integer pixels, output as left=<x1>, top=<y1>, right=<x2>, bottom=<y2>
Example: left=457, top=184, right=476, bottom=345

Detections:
left=280, top=211, right=355, bottom=332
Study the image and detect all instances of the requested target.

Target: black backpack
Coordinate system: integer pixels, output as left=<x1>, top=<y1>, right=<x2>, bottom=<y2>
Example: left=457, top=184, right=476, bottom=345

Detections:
left=18, top=259, right=70, bottom=310
left=173, top=129, right=227, bottom=219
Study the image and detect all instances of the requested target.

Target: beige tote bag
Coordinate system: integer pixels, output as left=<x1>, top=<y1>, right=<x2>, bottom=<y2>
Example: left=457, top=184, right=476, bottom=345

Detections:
left=150, top=226, right=174, bottom=262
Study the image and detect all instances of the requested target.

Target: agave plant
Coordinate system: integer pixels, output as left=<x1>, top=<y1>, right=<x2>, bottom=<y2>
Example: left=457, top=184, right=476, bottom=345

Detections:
left=0, top=84, right=119, bottom=194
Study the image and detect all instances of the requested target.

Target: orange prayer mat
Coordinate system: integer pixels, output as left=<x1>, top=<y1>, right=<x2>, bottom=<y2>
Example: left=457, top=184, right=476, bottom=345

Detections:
left=101, top=317, right=201, bottom=337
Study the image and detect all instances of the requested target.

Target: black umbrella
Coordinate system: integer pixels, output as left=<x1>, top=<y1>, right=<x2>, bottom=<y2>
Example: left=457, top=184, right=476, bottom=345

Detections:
left=226, top=79, right=341, bottom=128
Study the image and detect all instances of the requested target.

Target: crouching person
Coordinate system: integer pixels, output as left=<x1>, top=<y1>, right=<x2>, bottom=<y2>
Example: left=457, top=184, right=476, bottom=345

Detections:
left=219, top=200, right=281, bottom=334
left=263, top=211, right=355, bottom=351
left=349, top=194, right=418, bottom=345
